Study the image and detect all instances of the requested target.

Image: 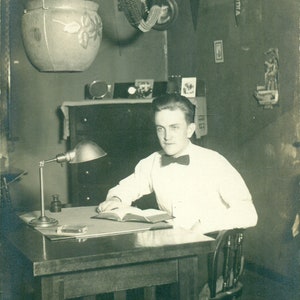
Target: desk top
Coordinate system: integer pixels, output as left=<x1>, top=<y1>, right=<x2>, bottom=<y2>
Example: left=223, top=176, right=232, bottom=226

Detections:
left=19, top=206, right=172, bottom=240
left=6, top=208, right=215, bottom=278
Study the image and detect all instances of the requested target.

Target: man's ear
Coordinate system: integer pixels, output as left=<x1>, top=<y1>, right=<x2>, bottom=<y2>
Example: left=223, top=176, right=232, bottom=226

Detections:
left=187, top=123, right=196, bottom=138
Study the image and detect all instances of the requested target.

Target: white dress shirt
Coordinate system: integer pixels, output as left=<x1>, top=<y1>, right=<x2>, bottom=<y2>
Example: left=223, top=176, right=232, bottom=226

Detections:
left=106, top=142, right=258, bottom=232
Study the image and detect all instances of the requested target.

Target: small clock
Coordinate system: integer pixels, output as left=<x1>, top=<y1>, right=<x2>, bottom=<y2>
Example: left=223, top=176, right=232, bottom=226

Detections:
left=85, top=80, right=110, bottom=99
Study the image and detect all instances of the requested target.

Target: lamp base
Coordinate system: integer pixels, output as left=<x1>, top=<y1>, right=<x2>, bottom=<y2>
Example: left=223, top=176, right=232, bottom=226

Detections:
left=29, top=215, right=58, bottom=228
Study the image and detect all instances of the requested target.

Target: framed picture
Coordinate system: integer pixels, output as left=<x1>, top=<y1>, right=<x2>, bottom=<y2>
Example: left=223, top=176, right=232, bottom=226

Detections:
left=214, top=40, right=224, bottom=63
left=181, top=77, right=197, bottom=98
left=135, top=79, right=154, bottom=98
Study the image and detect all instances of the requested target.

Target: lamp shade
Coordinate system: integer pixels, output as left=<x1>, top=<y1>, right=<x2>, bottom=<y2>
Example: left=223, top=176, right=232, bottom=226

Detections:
left=68, top=140, right=107, bottom=164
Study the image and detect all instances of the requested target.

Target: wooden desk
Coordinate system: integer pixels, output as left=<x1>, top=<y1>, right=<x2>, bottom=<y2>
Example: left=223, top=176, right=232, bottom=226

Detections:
left=5, top=221, right=215, bottom=300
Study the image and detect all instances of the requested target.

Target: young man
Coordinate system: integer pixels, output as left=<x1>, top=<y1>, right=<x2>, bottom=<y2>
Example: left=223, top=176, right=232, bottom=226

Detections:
left=98, top=93, right=257, bottom=233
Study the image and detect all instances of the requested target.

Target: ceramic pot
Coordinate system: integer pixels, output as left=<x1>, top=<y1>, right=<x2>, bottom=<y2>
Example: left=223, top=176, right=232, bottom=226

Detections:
left=22, top=0, right=102, bottom=71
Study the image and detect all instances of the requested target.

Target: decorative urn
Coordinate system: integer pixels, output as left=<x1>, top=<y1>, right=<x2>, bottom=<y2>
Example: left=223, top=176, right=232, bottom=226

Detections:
left=22, top=0, right=102, bottom=72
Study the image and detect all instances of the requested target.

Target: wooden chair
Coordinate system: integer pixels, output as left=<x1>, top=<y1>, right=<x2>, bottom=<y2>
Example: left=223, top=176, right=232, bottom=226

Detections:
left=208, top=229, right=245, bottom=300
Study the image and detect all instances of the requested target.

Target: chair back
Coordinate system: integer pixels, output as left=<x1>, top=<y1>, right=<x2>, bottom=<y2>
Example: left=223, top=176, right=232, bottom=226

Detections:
left=208, top=229, right=245, bottom=300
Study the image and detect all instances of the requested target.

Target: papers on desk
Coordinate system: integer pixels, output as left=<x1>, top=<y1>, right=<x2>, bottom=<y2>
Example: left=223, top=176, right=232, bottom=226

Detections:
left=19, top=206, right=173, bottom=241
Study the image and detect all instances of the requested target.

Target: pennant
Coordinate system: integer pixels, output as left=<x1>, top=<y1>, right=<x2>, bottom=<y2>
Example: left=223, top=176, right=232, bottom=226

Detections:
left=190, top=0, right=200, bottom=31
left=234, top=0, right=241, bottom=26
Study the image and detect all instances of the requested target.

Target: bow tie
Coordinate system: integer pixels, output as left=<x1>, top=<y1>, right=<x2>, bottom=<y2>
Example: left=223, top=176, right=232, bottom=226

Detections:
left=161, top=154, right=190, bottom=166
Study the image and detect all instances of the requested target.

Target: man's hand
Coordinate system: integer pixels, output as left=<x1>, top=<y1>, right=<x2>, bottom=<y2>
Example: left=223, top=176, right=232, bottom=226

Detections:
left=97, top=197, right=125, bottom=212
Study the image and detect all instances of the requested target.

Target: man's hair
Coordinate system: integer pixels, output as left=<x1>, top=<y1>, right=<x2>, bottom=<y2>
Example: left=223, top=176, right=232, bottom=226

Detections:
left=152, top=93, right=195, bottom=124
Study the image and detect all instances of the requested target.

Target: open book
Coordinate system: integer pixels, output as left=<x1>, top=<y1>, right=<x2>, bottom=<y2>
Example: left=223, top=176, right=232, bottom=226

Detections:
left=92, top=206, right=172, bottom=223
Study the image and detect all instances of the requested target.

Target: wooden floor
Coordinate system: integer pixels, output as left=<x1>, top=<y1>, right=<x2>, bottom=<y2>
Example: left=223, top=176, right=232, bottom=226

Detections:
left=1, top=239, right=299, bottom=300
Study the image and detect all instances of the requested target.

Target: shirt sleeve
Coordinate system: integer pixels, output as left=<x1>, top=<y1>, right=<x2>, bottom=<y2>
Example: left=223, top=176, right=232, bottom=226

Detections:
left=200, top=156, right=258, bottom=233
left=106, top=154, right=155, bottom=205
left=211, top=155, right=258, bottom=231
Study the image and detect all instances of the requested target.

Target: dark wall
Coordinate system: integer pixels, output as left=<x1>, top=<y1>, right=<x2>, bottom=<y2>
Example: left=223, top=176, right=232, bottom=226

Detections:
left=8, top=0, right=167, bottom=210
left=168, top=0, right=300, bottom=278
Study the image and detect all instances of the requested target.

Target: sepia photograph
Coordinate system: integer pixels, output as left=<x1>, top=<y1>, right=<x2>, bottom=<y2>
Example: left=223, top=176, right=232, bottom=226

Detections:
left=0, top=0, right=298, bottom=299
left=181, top=77, right=197, bottom=97
left=135, top=79, right=154, bottom=98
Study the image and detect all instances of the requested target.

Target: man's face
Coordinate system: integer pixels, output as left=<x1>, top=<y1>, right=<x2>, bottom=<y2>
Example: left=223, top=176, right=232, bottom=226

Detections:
left=154, top=108, right=195, bottom=157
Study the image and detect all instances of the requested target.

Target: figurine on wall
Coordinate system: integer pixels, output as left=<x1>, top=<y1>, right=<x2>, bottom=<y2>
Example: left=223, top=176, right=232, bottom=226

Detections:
left=254, top=48, right=279, bottom=109
left=264, top=48, right=279, bottom=90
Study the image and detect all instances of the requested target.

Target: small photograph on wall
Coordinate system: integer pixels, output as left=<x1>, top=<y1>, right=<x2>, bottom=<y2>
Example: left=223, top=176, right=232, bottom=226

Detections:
left=135, top=79, right=154, bottom=98
left=214, top=40, right=224, bottom=63
left=181, top=77, right=197, bottom=98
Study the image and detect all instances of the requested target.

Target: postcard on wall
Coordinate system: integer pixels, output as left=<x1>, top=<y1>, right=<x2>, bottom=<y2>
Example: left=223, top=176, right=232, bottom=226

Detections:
left=135, top=79, right=154, bottom=98
left=181, top=77, right=197, bottom=98
left=214, top=40, right=224, bottom=63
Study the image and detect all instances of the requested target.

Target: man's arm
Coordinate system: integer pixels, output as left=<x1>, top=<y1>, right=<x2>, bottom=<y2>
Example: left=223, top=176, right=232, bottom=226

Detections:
left=97, top=154, right=156, bottom=212
left=216, top=157, right=258, bottom=230
left=191, top=154, right=258, bottom=234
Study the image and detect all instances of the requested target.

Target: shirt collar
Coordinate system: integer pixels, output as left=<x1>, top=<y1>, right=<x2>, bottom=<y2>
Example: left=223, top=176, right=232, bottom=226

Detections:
left=159, top=141, right=193, bottom=158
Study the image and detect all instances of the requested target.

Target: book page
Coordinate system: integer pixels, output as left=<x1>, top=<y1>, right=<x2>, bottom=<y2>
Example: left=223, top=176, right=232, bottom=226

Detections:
left=141, top=209, right=168, bottom=217
left=124, top=209, right=171, bottom=223
left=98, top=206, right=143, bottom=221
left=95, top=207, right=172, bottom=223
left=141, top=209, right=172, bottom=223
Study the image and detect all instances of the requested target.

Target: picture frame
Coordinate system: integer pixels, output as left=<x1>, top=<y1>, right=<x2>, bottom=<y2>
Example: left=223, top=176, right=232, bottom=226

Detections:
left=181, top=77, right=197, bottom=98
left=214, top=40, right=224, bottom=63
left=135, top=79, right=154, bottom=98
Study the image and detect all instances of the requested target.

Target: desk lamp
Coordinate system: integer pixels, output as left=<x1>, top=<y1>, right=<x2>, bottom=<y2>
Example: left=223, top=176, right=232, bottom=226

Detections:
left=29, top=140, right=106, bottom=227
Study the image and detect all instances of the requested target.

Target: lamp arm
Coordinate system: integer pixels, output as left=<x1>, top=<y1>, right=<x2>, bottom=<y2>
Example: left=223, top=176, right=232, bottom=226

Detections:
left=39, top=161, right=46, bottom=218
left=29, top=160, right=59, bottom=227
left=43, top=151, right=75, bottom=165
left=38, top=159, right=57, bottom=218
